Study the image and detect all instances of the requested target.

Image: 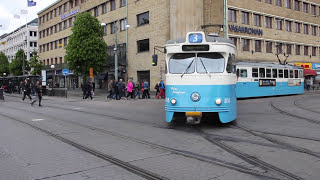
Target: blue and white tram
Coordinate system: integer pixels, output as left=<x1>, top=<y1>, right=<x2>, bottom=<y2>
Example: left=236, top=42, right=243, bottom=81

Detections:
left=159, top=32, right=237, bottom=125
left=236, top=62, right=304, bottom=98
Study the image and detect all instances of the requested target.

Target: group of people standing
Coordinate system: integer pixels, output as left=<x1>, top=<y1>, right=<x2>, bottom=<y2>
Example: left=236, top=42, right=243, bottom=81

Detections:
left=21, top=79, right=43, bottom=106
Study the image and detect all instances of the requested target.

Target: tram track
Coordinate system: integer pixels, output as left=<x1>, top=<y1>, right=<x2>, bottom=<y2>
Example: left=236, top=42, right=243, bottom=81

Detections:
left=0, top=102, right=282, bottom=179
left=191, top=126, right=304, bottom=180
left=294, top=98, right=320, bottom=114
left=0, top=112, right=168, bottom=180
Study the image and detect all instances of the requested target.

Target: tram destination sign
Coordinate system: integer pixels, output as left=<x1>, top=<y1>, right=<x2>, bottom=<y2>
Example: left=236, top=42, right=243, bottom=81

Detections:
left=182, top=45, right=209, bottom=52
left=229, top=25, right=263, bottom=36
left=259, top=79, right=276, bottom=86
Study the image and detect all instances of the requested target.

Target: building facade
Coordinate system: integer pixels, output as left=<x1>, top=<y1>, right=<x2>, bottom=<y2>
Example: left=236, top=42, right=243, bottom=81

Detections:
left=0, top=18, right=38, bottom=63
left=37, top=0, right=320, bottom=89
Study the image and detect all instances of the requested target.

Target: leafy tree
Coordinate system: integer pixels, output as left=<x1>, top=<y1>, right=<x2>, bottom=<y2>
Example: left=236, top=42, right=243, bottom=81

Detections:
left=9, top=49, right=30, bottom=76
left=65, top=12, right=108, bottom=82
left=0, top=52, right=9, bottom=76
left=29, top=54, right=43, bottom=75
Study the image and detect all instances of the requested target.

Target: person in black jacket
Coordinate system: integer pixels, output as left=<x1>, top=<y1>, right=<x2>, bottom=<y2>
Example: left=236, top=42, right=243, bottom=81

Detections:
left=85, top=81, right=93, bottom=100
left=21, top=79, right=33, bottom=102
left=31, top=81, right=42, bottom=106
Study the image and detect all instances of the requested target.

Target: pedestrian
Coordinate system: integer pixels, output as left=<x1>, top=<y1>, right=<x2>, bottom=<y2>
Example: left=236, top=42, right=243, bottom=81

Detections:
left=21, top=79, right=33, bottom=102
left=85, top=81, right=93, bottom=100
left=92, top=82, right=95, bottom=92
left=157, top=80, right=166, bottom=99
left=81, top=83, right=87, bottom=99
left=117, top=79, right=126, bottom=100
left=126, top=80, right=134, bottom=99
left=142, top=80, right=150, bottom=99
left=135, top=82, right=141, bottom=99
left=106, top=80, right=114, bottom=99
left=154, top=83, right=160, bottom=97
left=114, top=80, right=119, bottom=100
left=31, top=81, right=43, bottom=107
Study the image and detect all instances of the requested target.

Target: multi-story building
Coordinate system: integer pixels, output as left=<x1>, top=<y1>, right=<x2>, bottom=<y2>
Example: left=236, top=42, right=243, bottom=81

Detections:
left=38, top=0, right=320, bottom=89
left=0, top=18, right=38, bottom=63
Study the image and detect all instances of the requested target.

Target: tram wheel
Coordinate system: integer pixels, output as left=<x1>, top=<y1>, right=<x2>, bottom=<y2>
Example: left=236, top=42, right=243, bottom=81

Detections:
left=166, top=120, right=175, bottom=129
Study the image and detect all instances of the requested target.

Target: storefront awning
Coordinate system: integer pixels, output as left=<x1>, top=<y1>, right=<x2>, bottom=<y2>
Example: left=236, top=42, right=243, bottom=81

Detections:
left=304, top=69, right=317, bottom=76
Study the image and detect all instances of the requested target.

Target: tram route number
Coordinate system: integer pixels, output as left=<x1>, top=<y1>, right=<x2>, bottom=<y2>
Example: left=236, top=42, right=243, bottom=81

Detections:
left=224, top=98, right=231, bottom=104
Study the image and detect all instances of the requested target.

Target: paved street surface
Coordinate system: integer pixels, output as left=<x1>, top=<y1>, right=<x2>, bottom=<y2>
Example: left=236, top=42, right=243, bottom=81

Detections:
left=1, top=90, right=320, bottom=180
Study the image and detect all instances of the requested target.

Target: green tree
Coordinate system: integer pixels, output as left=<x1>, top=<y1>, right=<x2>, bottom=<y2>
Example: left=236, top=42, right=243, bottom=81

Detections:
left=9, top=49, right=30, bottom=76
left=65, top=12, right=107, bottom=82
left=29, top=54, right=43, bottom=75
left=0, top=52, right=9, bottom=76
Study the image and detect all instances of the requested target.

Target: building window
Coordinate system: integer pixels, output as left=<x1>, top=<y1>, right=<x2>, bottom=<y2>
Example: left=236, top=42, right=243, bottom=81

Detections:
left=276, top=19, right=282, bottom=30
left=304, top=46, right=309, bottom=56
left=110, top=0, right=116, bottom=11
left=64, top=38, right=68, bottom=47
left=69, top=18, right=73, bottom=27
left=50, top=11, right=53, bottom=19
left=102, top=3, right=107, bottom=14
left=255, top=40, right=262, bottom=52
left=312, top=47, right=317, bottom=56
left=94, top=7, right=99, bottom=17
left=70, top=0, right=74, bottom=9
left=34, top=42, right=37, bottom=47
left=265, top=0, right=271, bottom=4
left=64, top=3, right=67, bottom=12
left=312, top=26, right=317, bottom=36
left=137, top=39, right=149, bottom=52
left=303, top=2, right=308, bottom=13
left=276, top=43, right=282, bottom=54
left=242, top=39, right=250, bottom=51
left=60, top=57, right=63, bottom=64
left=137, top=12, right=149, bottom=26
left=285, top=0, right=291, bottom=8
left=295, top=22, right=300, bottom=33
left=75, top=0, right=79, bottom=6
left=285, top=21, right=292, bottom=32
left=286, top=44, right=292, bottom=55
left=294, top=0, right=300, bottom=11
left=64, top=21, right=67, bottom=29
left=43, top=60, right=45, bottom=65
left=46, top=13, right=49, bottom=21
left=254, top=14, right=261, bottom=26
left=229, top=37, right=237, bottom=47
left=51, top=42, right=53, bottom=50
left=242, top=12, right=249, bottom=25
left=59, top=6, right=62, bottom=15
left=296, top=45, right=301, bottom=55
left=30, top=42, right=33, bottom=47
left=110, top=22, right=116, bottom=34
left=59, top=23, right=62, bottom=31
left=59, top=39, right=62, bottom=48
left=54, top=25, right=57, bottom=33
left=47, top=59, right=49, bottom=65
left=47, top=44, right=49, bottom=51
left=103, top=26, right=107, bottom=35
left=276, top=0, right=281, bottom=6
left=55, top=58, right=58, bottom=64
left=55, top=41, right=58, bottom=49
left=303, top=24, right=308, bottom=34
left=228, top=9, right=236, bottom=22
left=311, top=5, right=316, bottom=15
left=120, top=0, right=126, bottom=7
left=120, top=19, right=126, bottom=31
left=265, top=16, right=272, bottom=28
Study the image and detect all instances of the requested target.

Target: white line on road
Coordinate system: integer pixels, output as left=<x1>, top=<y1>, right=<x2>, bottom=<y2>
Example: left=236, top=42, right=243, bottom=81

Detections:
left=32, top=119, right=44, bottom=122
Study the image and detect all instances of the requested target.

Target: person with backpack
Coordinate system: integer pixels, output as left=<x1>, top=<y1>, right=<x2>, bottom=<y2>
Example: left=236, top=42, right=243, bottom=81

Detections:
left=157, top=80, right=165, bottom=99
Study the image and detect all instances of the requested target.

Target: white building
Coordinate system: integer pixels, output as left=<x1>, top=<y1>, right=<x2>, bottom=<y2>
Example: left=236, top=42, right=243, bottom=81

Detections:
left=0, top=18, right=39, bottom=63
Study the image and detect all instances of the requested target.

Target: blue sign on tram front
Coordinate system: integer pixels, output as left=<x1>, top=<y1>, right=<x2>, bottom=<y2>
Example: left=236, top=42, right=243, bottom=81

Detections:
left=189, top=34, right=203, bottom=43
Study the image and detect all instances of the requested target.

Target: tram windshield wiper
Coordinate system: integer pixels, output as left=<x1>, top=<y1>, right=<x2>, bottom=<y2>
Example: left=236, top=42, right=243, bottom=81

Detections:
left=199, top=57, right=211, bottom=78
left=181, top=58, right=195, bottom=78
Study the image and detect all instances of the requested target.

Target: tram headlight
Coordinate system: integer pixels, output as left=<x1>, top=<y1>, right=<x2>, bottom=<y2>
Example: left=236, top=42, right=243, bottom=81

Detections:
left=215, top=98, right=222, bottom=105
left=191, top=92, right=200, bottom=102
left=170, top=98, right=177, bottom=105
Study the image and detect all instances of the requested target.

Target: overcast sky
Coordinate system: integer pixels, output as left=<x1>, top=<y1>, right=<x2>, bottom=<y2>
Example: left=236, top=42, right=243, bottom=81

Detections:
left=0, top=0, right=57, bottom=35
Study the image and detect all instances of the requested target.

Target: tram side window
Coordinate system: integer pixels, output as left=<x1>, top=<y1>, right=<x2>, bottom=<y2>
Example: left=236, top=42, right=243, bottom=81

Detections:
left=294, top=70, right=298, bottom=78
left=278, top=69, right=284, bottom=78
left=240, top=69, right=247, bottom=77
left=272, top=69, right=278, bottom=78
left=299, top=70, right=303, bottom=78
left=290, top=70, right=294, bottom=78
left=252, top=68, right=258, bottom=77
left=284, top=69, right=289, bottom=78
left=259, top=68, right=265, bottom=78
left=266, top=69, right=271, bottom=78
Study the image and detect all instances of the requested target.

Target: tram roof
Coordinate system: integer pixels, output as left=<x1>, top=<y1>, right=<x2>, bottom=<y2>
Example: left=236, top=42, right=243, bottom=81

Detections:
left=236, top=61, right=304, bottom=69
left=166, top=35, right=233, bottom=45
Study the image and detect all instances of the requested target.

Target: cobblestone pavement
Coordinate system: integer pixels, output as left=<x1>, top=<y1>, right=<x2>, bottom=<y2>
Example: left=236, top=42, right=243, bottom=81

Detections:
left=0, top=91, right=319, bottom=179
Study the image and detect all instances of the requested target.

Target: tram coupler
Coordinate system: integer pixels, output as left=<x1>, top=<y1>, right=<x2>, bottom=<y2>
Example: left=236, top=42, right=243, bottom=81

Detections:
left=185, top=112, right=202, bottom=124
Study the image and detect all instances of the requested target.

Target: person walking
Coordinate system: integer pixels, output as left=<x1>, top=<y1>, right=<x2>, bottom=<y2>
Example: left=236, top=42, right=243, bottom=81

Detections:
left=142, top=80, right=150, bottom=99
left=157, top=80, right=166, bottom=99
left=154, top=83, right=160, bottom=97
left=21, top=79, right=33, bottom=102
left=85, top=81, right=93, bottom=100
left=126, top=80, right=134, bottom=99
left=117, top=79, right=126, bottom=100
left=31, top=81, right=43, bottom=107
left=135, top=82, right=141, bottom=99
left=106, top=80, right=114, bottom=99
left=114, top=80, right=119, bottom=100
left=81, top=83, right=87, bottom=99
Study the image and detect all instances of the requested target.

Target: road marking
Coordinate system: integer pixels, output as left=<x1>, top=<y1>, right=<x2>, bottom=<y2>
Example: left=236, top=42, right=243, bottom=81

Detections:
left=32, top=119, right=44, bottom=122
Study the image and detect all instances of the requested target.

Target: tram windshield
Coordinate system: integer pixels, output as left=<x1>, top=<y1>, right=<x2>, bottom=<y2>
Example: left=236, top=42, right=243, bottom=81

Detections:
left=197, top=53, right=225, bottom=73
left=169, top=53, right=195, bottom=74
left=169, top=53, right=225, bottom=74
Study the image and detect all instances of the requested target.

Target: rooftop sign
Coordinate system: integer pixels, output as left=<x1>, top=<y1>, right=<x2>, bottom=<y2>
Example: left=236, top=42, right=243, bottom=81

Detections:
left=229, top=25, right=263, bottom=36
left=61, top=9, right=79, bottom=20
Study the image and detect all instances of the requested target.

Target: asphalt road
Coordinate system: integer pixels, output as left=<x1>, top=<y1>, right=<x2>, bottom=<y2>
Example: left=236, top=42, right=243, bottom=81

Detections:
left=0, top=92, right=320, bottom=180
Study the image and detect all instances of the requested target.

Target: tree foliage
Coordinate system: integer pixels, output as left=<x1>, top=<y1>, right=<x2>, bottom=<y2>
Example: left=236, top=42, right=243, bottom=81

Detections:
left=9, top=49, right=30, bottom=76
left=65, top=12, right=108, bottom=82
left=0, top=52, right=9, bottom=76
left=29, top=54, right=43, bottom=75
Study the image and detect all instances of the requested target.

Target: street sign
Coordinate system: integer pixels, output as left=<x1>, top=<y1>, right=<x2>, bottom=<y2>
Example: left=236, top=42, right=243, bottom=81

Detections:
left=62, top=69, right=69, bottom=76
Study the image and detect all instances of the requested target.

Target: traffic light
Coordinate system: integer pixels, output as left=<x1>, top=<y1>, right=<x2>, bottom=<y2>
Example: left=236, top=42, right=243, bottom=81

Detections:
left=152, top=54, right=158, bottom=66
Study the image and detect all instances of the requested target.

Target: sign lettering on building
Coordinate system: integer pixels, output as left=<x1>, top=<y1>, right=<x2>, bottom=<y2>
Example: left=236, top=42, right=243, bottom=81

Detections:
left=229, top=25, right=263, bottom=35
left=312, top=63, right=320, bottom=70
left=294, top=63, right=312, bottom=69
left=61, top=9, right=79, bottom=20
